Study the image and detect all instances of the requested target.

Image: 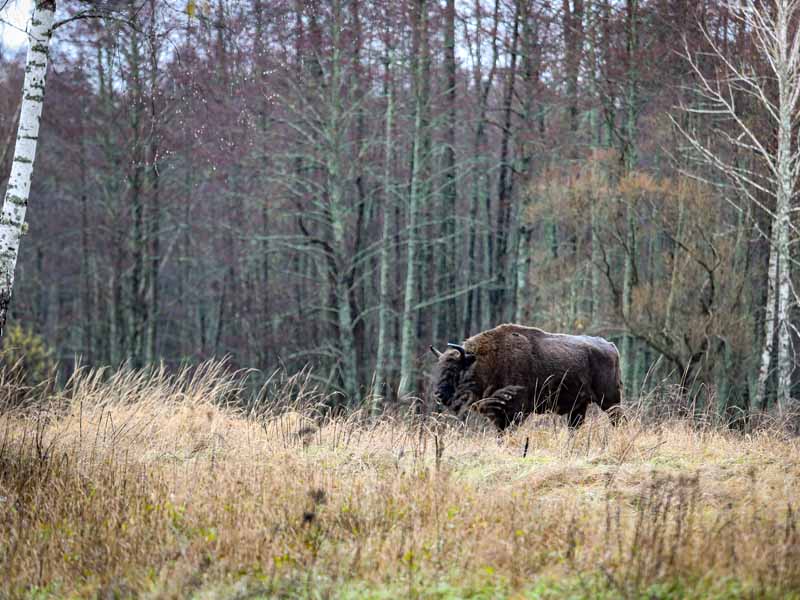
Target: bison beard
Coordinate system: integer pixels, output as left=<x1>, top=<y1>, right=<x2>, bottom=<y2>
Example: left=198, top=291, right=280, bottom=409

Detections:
left=431, top=324, right=623, bottom=430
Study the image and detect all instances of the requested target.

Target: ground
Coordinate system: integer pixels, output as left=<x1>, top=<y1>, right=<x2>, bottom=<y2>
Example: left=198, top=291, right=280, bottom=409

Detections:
left=1, top=364, right=799, bottom=598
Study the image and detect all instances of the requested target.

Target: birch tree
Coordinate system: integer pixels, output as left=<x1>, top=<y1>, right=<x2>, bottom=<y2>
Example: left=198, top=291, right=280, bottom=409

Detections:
left=0, top=0, right=56, bottom=340
left=398, top=0, right=430, bottom=398
left=675, top=0, right=800, bottom=413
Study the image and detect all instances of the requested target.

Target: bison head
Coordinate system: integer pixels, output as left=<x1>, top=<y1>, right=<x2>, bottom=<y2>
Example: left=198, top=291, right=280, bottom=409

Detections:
left=430, top=343, right=476, bottom=408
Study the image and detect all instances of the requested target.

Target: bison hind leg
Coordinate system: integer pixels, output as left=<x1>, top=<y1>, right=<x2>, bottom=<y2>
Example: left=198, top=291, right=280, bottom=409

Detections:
left=472, top=385, right=526, bottom=431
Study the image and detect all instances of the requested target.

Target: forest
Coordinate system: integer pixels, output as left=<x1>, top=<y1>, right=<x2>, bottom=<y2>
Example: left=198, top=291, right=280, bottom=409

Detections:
left=1, top=0, right=798, bottom=416
left=4, top=2, right=800, bottom=598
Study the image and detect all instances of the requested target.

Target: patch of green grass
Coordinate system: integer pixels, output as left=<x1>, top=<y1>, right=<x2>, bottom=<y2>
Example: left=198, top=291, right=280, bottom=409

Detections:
left=187, top=572, right=798, bottom=600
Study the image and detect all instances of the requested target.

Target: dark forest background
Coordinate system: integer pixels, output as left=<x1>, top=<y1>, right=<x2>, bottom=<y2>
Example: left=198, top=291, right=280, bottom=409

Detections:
left=0, top=0, right=790, bottom=412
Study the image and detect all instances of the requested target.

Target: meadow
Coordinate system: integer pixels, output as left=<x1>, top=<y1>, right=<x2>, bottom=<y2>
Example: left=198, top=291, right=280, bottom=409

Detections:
left=1, top=363, right=799, bottom=599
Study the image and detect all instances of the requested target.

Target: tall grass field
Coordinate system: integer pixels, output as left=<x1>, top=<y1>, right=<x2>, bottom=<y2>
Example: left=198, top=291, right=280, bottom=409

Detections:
left=1, top=363, right=799, bottom=598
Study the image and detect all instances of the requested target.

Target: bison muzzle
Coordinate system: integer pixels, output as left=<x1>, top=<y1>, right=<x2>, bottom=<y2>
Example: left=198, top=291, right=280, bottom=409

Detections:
left=430, top=323, right=623, bottom=429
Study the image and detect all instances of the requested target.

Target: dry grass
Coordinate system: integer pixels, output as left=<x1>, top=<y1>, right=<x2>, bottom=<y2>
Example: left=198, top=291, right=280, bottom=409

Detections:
left=1, top=363, right=800, bottom=599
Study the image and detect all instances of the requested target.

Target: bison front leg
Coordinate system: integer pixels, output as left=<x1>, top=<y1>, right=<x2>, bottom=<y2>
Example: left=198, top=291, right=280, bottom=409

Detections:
left=449, top=386, right=480, bottom=419
left=567, top=403, right=588, bottom=429
left=603, top=403, right=625, bottom=426
left=472, top=385, right=527, bottom=431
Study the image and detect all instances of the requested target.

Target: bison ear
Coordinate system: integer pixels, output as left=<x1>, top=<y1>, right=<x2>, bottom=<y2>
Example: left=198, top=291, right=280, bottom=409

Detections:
left=446, top=342, right=476, bottom=367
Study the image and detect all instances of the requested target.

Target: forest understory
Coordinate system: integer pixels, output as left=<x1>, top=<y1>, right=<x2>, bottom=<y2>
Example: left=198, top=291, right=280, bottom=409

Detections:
left=1, top=363, right=799, bottom=599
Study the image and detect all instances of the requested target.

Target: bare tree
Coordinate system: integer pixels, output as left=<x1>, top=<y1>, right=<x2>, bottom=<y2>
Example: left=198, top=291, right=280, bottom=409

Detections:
left=675, top=0, right=800, bottom=413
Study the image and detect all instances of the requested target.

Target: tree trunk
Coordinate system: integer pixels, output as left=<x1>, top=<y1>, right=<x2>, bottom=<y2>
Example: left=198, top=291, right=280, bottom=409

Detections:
left=349, top=0, right=368, bottom=390
left=493, top=3, right=520, bottom=323
left=374, top=53, right=395, bottom=407
left=514, top=225, right=533, bottom=322
left=620, top=0, right=639, bottom=396
left=587, top=0, right=604, bottom=324
left=146, top=0, right=160, bottom=364
left=127, top=4, right=147, bottom=368
left=754, top=257, right=776, bottom=407
left=0, top=0, right=56, bottom=340
left=774, top=204, right=791, bottom=413
left=773, top=3, right=794, bottom=413
left=563, top=0, right=584, bottom=136
left=754, top=1, right=796, bottom=413
left=664, top=197, right=686, bottom=339
left=399, top=0, right=429, bottom=398
left=438, top=0, right=458, bottom=341
left=513, top=0, right=541, bottom=325
left=319, top=0, right=359, bottom=402
left=78, top=105, right=94, bottom=364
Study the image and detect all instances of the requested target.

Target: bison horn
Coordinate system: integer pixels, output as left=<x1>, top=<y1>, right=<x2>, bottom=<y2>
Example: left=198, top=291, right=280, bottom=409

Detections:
left=447, top=343, right=467, bottom=359
left=430, top=345, right=442, bottom=358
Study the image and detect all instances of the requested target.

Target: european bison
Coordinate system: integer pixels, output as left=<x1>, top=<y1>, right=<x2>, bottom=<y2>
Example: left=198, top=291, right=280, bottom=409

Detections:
left=430, top=323, right=623, bottom=429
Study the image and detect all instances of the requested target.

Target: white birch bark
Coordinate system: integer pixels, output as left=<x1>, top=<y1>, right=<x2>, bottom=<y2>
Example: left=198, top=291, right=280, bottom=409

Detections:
left=0, top=0, right=56, bottom=338
left=755, top=211, right=780, bottom=409
left=676, top=0, right=800, bottom=413
left=773, top=0, right=795, bottom=414
left=775, top=200, right=792, bottom=413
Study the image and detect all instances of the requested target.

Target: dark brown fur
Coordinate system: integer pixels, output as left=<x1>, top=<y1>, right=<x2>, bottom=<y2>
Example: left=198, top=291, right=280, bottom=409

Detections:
left=432, top=323, right=623, bottom=429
